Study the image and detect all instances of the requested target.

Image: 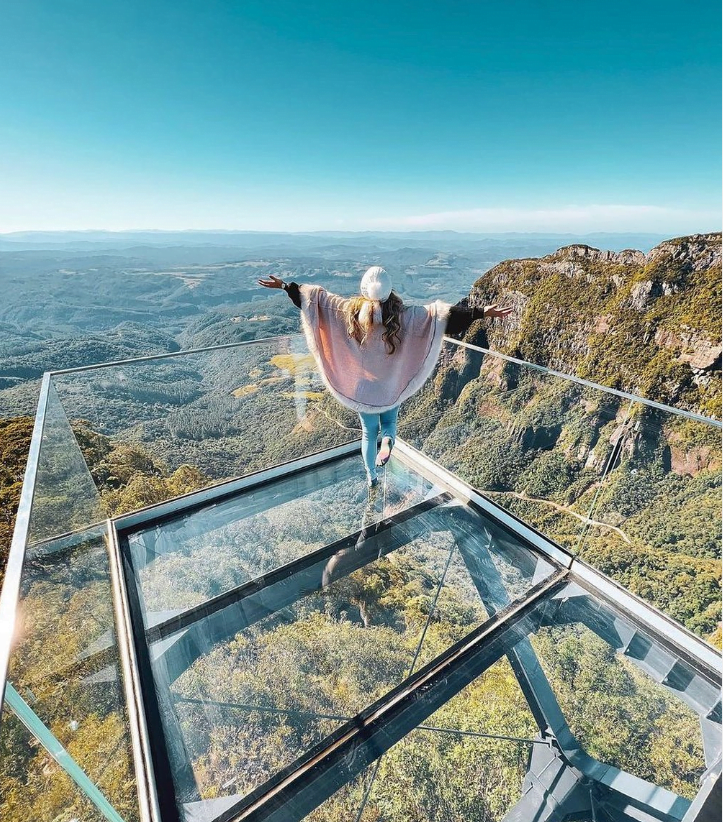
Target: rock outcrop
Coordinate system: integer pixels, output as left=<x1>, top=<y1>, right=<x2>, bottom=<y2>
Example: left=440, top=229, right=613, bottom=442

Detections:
left=460, top=233, right=721, bottom=416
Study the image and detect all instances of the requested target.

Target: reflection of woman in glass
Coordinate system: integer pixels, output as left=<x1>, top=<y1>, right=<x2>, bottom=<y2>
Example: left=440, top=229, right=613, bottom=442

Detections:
left=260, top=266, right=511, bottom=487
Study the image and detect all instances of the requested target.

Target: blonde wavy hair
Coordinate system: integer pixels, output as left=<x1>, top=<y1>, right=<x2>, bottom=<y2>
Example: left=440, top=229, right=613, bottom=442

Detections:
left=344, top=291, right=404, bottom=354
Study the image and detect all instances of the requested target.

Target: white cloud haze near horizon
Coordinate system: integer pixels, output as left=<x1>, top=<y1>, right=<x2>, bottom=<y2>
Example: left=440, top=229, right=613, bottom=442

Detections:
left=367, top=204, right=721, bottom=234
left=0, top=202, right=719, bottom=237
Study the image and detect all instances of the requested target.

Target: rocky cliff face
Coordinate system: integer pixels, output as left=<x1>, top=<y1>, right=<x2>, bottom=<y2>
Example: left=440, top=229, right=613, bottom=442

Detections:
left=460, top=233, right=721, bottom=416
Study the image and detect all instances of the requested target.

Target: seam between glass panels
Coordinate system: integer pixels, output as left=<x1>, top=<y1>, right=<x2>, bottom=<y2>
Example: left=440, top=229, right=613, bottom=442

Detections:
left=574, top=397, right=637, bottom=556
left=4, top=682, right=126, bottom=822
left=170, top=698, right=550, bottom=746
left=26, top=519, right=113, bottom=559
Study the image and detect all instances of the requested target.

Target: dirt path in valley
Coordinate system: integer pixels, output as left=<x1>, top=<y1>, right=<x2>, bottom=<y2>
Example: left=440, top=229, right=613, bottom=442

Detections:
left=484, top=489, right=632, bottom=544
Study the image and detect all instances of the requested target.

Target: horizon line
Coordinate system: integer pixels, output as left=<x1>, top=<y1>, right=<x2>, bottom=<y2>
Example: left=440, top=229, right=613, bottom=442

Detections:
left=3, top=228, right=719, bottom=238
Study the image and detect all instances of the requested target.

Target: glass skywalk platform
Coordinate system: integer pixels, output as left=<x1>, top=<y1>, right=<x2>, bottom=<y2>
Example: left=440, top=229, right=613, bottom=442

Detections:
left=0, top=335, right=720, bottom=822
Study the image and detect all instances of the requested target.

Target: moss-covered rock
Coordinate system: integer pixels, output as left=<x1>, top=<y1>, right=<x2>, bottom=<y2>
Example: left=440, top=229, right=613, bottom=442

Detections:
left=462, top=232, right=721, bottom=417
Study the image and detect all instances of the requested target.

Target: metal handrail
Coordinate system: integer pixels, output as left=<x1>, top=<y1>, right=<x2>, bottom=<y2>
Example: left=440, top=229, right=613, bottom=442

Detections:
left=48, top=335, right=301, bottom=375
left=0, top=374, right=51, bottom=717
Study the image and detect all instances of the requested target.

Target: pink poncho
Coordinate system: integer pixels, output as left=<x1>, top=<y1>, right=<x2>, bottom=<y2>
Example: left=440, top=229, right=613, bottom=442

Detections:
left=299, top=284, right=450, bottom=414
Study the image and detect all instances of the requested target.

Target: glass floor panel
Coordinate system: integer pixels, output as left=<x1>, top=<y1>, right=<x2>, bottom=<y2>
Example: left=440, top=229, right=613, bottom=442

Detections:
left=531, top=620, right=708, bottom=800
left=349, top=656, right=539, bottom=822
left=117, top=455, right=556, bottom=821
left=295, top=586, right=715, bottom=822
left=115, top=451, right=718, bottom=822
left=356, top=731, right=529, bottom=822
left=126, top=455, right=437, bottom=620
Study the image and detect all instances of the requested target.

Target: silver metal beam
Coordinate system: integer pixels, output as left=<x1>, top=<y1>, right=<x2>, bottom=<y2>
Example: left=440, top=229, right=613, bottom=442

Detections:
left=106, top=521, right=166, bottom=822
left=569, top=561, right=722, bottom=675
left=393, top=438, right=573, bottom=567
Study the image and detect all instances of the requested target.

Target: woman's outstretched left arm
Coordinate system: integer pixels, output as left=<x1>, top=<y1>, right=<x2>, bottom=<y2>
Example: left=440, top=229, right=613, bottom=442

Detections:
left=445, top=303, right=513, bottom=335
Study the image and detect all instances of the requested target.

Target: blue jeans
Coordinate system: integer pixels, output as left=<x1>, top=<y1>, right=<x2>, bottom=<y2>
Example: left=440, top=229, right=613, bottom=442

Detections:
left=358, top=406, right=399, bottom=482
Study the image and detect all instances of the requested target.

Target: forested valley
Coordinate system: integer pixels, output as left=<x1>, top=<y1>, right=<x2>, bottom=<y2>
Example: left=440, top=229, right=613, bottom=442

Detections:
left=0, top=232, right=720, bottom=821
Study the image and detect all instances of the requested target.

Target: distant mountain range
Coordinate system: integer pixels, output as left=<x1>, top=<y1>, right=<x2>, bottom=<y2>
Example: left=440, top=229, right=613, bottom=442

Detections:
left=0, top=229, right=668, bottom=254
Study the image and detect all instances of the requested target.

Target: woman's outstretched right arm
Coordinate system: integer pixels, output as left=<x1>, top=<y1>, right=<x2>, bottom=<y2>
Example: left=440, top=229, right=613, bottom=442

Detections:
left=259, top=276, right=350, bottom=315
left=258, top=274, right=301, bottom=308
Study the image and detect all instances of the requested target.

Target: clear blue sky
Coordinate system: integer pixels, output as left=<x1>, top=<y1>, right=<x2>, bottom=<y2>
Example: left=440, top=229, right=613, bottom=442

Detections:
left=1, top=0, right=720, bottom=233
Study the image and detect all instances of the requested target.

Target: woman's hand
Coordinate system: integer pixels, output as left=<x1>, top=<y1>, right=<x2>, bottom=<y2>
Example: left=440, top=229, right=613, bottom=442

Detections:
left=484, top=303, right=514, bottom=319
left=258, top=274, right=285, bottom=289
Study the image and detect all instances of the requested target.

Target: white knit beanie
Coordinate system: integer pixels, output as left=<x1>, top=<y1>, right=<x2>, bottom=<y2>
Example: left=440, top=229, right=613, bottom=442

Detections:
left=360, top=266, right=393, bottom=302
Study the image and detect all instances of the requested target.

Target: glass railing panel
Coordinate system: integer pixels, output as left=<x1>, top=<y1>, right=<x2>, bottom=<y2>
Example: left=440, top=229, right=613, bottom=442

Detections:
left=579, top=403, right=722, bottom=639
left=126, top=454, right=437, bottom=620
left=403, top=339, right=722, bottom=642
left=141, top=496, right=556, bottom=818
left=0, top=703, right=115, bottom=822
left=29, top=379, right=104, bottom=544
left=401, top=341, right=626, bottom=554
left=50, top=336, right=359, bottom=517
left=3, top=526, right=139, bottom=821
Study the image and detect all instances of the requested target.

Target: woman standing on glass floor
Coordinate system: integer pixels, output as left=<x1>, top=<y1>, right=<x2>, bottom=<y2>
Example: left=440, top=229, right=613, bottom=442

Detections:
left=259, top=266, right=512, bottom=488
